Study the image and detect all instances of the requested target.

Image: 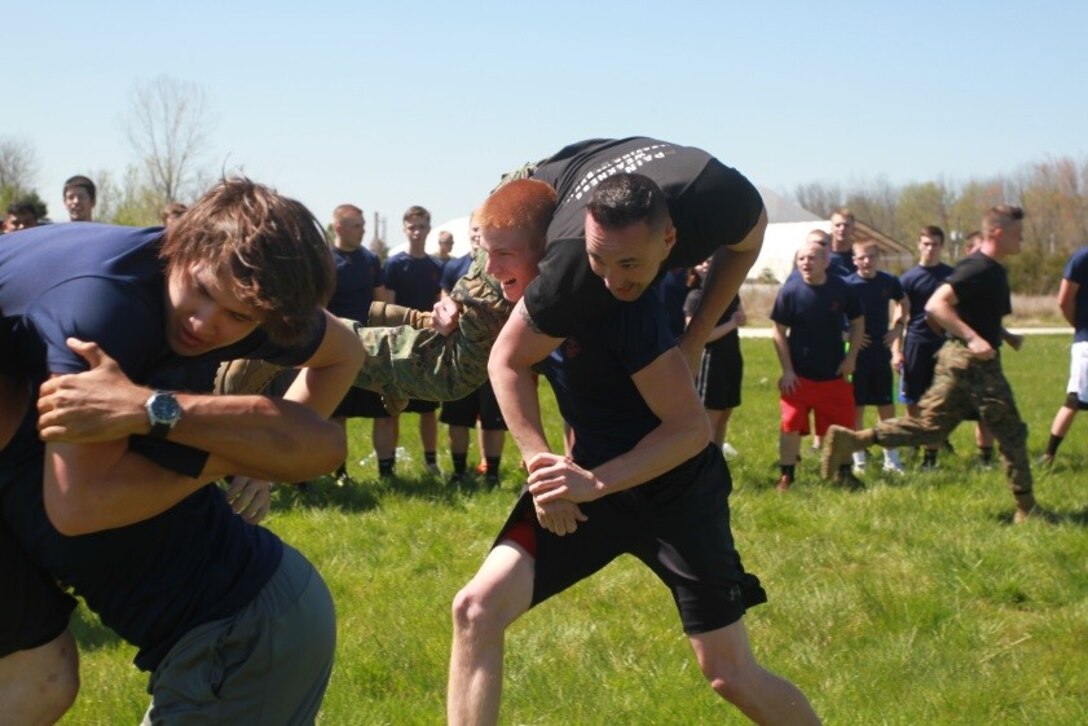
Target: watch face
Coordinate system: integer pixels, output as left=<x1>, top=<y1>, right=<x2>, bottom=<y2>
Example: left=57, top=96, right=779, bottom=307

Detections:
left=150, top=393, right=181, bottom=423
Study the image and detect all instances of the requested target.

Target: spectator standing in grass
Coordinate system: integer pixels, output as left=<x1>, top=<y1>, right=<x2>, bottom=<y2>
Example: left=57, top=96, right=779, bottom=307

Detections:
left=685, top=257, right=745, bottom=457
left=1041, top=245, right=1088, bottom=465
left=771, top=238, right=865, bottom=491
left=844, top=241, right=908, bottom=474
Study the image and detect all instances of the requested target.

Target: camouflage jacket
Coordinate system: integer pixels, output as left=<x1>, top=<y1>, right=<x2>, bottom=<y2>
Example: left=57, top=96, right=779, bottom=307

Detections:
left=352, top=251, right=510, bottom=409
left=216, top=252, right=510, bottom=413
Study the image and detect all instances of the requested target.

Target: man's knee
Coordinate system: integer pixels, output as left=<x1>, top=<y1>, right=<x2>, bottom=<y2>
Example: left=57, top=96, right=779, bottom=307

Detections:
left=451, top=581, right=506, bottom=635
left=0, top=630, right=80, bottom=724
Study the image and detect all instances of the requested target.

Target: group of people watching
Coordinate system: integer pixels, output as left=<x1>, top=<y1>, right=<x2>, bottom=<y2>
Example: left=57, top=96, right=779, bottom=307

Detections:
left=0, top=135, right=1078, bottom=724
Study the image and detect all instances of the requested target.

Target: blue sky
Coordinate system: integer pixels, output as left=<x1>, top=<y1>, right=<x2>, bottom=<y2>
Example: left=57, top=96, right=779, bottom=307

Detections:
left=9, top=1, right=1086, bottom=237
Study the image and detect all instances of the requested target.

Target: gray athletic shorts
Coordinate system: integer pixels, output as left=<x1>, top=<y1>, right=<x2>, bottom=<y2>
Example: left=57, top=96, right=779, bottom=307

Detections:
left=141, top=545, right=336, bottom=725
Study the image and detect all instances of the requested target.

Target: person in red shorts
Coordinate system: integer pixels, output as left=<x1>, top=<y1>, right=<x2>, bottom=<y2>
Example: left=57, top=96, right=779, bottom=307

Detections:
left=771, top=238, right=864, bottom=490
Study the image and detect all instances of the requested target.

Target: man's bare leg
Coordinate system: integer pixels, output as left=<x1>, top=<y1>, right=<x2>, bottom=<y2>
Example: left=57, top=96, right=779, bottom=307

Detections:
left=448, top=542, right=534, bottom=725
left=0, top=631, right=80, bottom=725
left=689, top=621, right=820, bottom=725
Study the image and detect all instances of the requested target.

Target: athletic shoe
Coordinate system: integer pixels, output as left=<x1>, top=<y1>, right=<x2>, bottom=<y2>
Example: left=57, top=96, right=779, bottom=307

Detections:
left=721, top=442, right=739, bottom=459
left=426, top=462, right=442, bottom=477
left=774, top=474, right=792, bottom=492
left=882, top=460, right=906, bottom=475
left=1037, top=453, right=1055, bottom=468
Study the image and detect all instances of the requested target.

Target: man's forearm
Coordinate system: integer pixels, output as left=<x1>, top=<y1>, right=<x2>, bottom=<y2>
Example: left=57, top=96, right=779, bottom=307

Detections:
left=491, top=363, right=551, bottom=462
left=683, top=208, right=766, bottom=350
left=772, top=326, right=794, bottom=375
left=685, top=244, right=760, bottom=349
left=44, top=440, right=219, bottom=536
left=172, top=394, right=346, bottom=480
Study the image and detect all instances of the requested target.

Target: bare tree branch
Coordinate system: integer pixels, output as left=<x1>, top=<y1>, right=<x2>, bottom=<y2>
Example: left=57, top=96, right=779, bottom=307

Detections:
left=125, top=76, right=214, bottom=203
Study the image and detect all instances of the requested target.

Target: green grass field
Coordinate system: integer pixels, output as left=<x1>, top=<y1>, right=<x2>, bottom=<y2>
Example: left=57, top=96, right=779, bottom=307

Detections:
left=63, top=334, right=1087, bottom=724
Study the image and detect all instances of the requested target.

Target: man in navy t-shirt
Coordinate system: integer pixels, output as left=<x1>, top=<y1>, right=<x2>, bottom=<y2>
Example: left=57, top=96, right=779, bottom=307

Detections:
left=893, top=226, right=954, bottom=469
left=448, top=174, right=820, bottom=724
left=1041, top=244, right=1088, bottom=464
left=845, top=241, right=908, bottom=474
left=376, top=205, right=444, bottom=476
left=771, top=238, right=865, bottom=490
left=0, top=178, right=363, bottom=723
left=326, top=203, right=390, bottom=483
left=828, top=208, right=859, bottom=276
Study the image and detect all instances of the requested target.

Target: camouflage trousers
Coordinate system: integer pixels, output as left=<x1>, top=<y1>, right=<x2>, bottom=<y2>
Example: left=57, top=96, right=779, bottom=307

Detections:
left=215, top=251, right=511, bottom=414
left=872, top=342, right=1032, bottom=494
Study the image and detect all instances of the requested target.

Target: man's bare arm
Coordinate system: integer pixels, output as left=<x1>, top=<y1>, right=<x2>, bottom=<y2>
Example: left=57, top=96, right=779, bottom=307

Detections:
left=925, top=283, right=994, bottom=359
left=38, top=317, right=359, bottom=481
left=488, top=299, right=561, bottom=461
left=1058, top=278, right=1079, bottom=327
left=679, top=207, right=767, bottom=370
left=527, top=346, right=710, bottom=504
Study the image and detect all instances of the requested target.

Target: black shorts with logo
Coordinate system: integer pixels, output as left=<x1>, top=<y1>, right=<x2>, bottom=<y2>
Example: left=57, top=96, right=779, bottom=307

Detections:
left=495, top=444, right=766, bottom=635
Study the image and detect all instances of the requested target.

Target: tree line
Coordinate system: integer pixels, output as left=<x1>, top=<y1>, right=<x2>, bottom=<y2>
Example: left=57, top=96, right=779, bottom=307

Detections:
left=792, top=157, right=1088, bottom=294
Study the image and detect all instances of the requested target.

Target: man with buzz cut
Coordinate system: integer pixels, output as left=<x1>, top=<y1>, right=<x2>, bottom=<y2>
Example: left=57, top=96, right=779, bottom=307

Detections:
left=771, top=237, right=865, bottom=491
left=326, top=203, right=390, bottom=483
left=823, top=205, right=1051, bottom=524
left=448, top=173, right=820, bottom=725
left=0, top=177, right=363, bottom=723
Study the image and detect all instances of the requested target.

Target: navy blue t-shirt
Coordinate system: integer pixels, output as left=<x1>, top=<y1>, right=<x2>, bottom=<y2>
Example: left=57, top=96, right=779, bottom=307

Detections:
left=899, top=262, right=954, bottom=345
left=1063, top=246, right=1088, bottom=342
left=441, top=252, right=473, bottom=295
left=328, top=246, right=383, bottom=322
left=829, top=249, right=857, bottom=276
left=539, top=291, right=675, bottom=470
left=771, top=275, right=863, bottom=380
left=0, top=222, right=327, bottom=670
left=845, top=271, right=904, bottom=341
left=654, top=268, right=689, bottom=339
left=382, top=251, right=442, bottom=311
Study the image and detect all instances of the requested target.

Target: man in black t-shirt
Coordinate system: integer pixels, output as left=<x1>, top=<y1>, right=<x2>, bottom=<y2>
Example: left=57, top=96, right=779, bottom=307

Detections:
left=449, top=174, right=819, bottom=725
left=823, top=206, right=1051, bottom=523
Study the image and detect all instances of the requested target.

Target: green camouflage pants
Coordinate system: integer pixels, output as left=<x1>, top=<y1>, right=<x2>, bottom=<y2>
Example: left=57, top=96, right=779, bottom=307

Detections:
left=215, top=251, right=510, bottom=414
left=873, top=342, right=1032, bottom=494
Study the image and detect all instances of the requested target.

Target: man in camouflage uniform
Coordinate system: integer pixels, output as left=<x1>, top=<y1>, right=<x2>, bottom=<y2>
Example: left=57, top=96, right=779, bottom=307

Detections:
left=822, top=205, right=1052, bottom=524
left=217, top=246, right=508, bottom=410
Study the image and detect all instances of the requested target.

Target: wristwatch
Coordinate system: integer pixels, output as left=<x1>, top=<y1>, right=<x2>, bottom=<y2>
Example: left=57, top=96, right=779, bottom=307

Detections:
left=145, top=390, right=182, bottom=438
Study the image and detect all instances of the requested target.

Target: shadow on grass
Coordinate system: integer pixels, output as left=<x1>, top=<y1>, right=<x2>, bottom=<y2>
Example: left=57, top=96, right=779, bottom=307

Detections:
left=70, top=607, right=124, bottom=652
left=270, top=472, right=515, bottom=512
left=993, top=505, right=1088, bottom=527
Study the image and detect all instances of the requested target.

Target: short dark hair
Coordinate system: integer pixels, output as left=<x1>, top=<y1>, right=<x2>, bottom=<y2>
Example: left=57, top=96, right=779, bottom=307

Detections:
left=586, top=173, right=669, bottom=233
left=63, top=175, right=96, bottom=203
left=920, top=225, right=945, bottom=244
left=160, top=177, right=335, bottom=346
left=7, top=201, right=36, bottom=216
left=982, top=205, right=1025, bottom=238
left=403, top=205, right=431, bottom=223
